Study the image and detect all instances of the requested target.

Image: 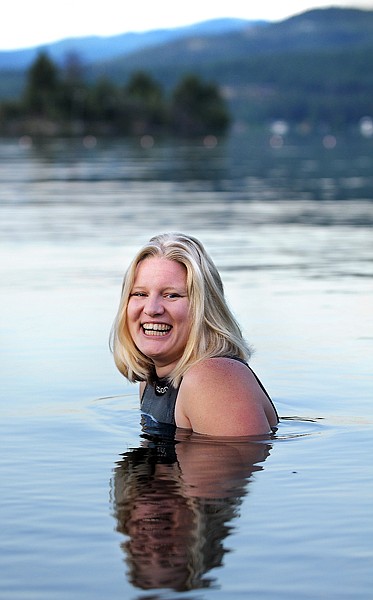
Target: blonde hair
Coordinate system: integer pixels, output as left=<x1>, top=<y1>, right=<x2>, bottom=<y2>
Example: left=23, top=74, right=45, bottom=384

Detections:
left=111, top=232, right=251, bottom=386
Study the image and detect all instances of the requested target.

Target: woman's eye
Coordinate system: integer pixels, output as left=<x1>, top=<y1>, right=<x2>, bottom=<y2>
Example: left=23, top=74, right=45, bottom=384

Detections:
left=165, top=293, right=180, bottom=299
left=131, top=292, right=146, bottom=297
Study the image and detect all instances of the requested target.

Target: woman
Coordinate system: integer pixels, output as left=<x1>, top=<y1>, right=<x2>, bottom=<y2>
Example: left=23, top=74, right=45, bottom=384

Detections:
left=111, top=232, right=278, bottom=436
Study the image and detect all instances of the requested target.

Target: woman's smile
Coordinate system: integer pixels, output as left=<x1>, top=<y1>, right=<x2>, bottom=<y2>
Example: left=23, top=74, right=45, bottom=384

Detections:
left=142, top=322, right=172, bottom=336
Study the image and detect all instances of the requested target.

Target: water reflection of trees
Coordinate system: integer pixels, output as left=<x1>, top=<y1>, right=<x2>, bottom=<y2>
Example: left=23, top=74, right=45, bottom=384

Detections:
left=112, top=423, right=272, bottom=592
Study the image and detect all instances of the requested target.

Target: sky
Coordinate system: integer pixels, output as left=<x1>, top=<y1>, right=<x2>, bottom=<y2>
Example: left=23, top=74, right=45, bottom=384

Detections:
left=2, top=0, right=372, bottom=50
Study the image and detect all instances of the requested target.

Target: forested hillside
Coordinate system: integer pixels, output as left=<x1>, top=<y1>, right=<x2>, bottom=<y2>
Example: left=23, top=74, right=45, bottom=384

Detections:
left=87, top=8, right=372, bottom=129
left=0, top=8, right=372, bottom=133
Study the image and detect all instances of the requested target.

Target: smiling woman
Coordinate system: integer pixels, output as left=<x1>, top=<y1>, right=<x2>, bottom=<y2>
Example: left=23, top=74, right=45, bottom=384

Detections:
left=111, top=232, right=278, bottom=436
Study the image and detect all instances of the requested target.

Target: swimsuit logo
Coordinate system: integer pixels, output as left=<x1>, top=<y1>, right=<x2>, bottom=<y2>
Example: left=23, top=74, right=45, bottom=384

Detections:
left=155, top=384, right=169, bottom=394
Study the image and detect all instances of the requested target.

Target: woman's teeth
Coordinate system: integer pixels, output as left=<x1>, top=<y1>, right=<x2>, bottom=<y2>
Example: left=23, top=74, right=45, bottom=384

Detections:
left=142, top=323, right=171, bottom=336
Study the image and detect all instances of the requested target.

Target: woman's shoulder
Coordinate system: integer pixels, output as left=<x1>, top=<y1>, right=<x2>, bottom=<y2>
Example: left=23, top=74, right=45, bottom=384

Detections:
left=186, top=356, right=277, bottom=410
left=176, top=356, right=277, bottom=436
left=183, top=356, right=250, bottom=385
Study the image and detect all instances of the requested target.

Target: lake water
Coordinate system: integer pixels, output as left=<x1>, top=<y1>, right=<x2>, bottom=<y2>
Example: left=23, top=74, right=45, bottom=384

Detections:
left=0, top=129, right=372, bottom=599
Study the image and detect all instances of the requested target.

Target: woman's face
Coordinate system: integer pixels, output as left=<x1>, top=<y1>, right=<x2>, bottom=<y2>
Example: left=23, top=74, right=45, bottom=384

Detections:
left=127, top=256, right=191, bottom=377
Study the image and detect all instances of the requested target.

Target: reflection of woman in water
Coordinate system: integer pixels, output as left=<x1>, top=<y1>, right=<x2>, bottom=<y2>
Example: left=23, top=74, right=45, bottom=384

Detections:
left=112, top=427, right=272, bottom=591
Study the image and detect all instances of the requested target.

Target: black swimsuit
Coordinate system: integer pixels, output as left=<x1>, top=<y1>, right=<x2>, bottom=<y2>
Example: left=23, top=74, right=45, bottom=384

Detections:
left=141, top=357, right=279, bottom=428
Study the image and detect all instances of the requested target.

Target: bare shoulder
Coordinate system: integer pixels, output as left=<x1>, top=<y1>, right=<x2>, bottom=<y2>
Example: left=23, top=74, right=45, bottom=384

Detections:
left=176, top=357, right=278, bottom=436
left=185, top=356, right=251, bottom=383
left=183, top=357, right=270, bottom=397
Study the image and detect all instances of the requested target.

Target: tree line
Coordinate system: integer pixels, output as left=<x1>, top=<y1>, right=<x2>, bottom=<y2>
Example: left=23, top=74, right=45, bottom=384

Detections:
left=0, top=51, right=231, bottom=137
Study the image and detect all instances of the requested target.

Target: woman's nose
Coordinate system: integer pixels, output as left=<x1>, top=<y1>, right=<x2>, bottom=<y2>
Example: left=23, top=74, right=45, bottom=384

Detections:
left=143, top=295, right=164, bottom=316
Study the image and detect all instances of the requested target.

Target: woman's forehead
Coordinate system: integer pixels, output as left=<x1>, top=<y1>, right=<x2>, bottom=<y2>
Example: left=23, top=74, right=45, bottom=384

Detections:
left=134, top=256, right=187, bottom=283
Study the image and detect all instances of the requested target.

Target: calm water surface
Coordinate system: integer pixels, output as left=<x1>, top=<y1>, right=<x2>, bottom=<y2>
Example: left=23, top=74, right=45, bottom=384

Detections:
left=0, top=130, right=372, bottom=599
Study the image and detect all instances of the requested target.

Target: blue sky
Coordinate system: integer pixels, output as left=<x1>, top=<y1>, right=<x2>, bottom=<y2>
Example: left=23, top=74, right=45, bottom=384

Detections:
left=2, top=1, right=372, bottom=50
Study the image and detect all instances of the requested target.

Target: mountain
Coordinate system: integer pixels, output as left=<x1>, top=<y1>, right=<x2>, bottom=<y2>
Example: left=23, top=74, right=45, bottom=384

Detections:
left=0, top=18, right=261, bottom=71
left=87, top=7, right=373, bottom=81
